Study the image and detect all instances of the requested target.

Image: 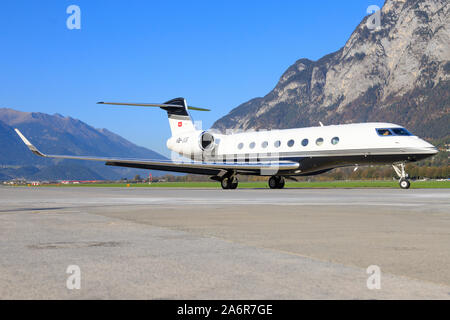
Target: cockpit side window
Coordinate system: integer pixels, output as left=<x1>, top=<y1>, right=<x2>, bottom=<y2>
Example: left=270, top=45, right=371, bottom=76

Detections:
left=376, top=128, right=413, bottom=136
left=391, top=128, right=412, bottom=136
left=376, top=128, right=392, bottom=136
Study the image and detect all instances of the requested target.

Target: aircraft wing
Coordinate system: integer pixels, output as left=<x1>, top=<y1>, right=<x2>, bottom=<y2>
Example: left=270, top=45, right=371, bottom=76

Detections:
left=14, top=129, right=299, bottom=175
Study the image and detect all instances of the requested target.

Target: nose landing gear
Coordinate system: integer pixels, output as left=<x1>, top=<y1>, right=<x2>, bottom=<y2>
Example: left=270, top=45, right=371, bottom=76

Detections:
left=393, top=163, right=410, bottom=189
left=268, top=176, right=285, bottom=189
left=399, top=178, right=410, bottom=189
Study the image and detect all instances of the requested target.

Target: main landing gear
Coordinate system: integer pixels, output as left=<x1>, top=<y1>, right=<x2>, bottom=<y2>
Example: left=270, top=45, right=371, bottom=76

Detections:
left=221, top=176, right=238, bottom=190
left=268, top=176, right=285, bottom=189
left=393, top=163, right=410, bottom=189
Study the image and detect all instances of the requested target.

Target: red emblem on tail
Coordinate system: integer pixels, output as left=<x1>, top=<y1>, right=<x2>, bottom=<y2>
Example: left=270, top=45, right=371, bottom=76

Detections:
left=178, top=121, right=182, bottom=127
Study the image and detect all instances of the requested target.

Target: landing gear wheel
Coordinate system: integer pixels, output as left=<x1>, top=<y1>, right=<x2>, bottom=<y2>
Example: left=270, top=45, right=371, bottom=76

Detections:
left=393, top=163, right=411, bottom=189
left=230, top=176, right=238, bottom=189
left=221, top=177, right=231, bottom=189
left=277, top=177, right=285, bottom=189
left=268, top=176, right=285, bottom=189
left=268, top=176, right=278, bottom=189
left=221, top=176, right=238, bottom=190
left=399, top=179, right=410, bottom=189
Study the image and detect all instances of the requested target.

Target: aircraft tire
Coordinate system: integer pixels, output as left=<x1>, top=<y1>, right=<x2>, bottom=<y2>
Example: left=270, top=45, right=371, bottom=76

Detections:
left=268, top=176, right=278, bottom=189
left=277, top=177, right=285, bottom=189
left=269, top=176, right=285, bottom=189
left=221, top=176, right=238, bottom=189
left=221, top=177, right=231, bottom=189
left=230, top=178, right=238, bottom=189
left=399, top=178, right=410, bottom=189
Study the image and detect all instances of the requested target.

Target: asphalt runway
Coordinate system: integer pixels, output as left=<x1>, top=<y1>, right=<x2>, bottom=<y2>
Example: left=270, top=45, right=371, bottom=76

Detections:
left=0, top=186, right=449, bottom=299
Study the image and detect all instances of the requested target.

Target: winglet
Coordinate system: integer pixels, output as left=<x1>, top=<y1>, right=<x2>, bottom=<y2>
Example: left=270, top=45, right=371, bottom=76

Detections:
left=14, top=129, right=46, bottom=157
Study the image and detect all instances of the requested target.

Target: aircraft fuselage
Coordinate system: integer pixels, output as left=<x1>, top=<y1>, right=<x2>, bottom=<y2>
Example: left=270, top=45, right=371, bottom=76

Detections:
left=166, top=122, right=437, bottom=176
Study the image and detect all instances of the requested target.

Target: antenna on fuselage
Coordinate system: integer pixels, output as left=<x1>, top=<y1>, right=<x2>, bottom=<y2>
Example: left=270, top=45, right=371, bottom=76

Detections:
left=319, top=122, right=324, bottom=127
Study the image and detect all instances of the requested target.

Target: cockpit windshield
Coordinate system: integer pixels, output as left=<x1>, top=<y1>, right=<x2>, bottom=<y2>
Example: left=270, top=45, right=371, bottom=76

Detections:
left=376, top=128, right=413, bottom=136
left=391, top=128, right=412, bottom=136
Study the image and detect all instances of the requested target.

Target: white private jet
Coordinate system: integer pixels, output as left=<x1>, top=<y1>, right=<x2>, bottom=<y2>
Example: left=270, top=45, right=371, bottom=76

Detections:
left=15, top=97, right=438, bottom=189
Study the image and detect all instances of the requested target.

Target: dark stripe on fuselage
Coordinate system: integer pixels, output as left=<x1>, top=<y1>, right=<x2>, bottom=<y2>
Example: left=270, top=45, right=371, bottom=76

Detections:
left=291, top=153, right=431, bottom=176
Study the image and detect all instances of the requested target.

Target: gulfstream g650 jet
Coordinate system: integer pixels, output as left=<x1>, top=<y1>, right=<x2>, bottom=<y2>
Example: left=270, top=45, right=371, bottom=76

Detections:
left=15, top=97, right=438, bottom=189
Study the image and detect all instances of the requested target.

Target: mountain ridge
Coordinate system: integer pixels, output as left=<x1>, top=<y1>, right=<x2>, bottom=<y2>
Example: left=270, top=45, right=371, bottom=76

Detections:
left=212, top=0, right=449, bottom=141
left=0, top=108, right=166, bottom=180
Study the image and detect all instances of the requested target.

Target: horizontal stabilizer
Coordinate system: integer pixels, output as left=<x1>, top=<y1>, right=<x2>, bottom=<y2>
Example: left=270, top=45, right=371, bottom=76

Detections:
left=97, top=101, right=210, bottom=111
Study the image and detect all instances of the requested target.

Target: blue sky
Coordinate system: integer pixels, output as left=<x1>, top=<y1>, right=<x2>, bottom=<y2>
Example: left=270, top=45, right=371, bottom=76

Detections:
left=0, top=0, right=384, bottom=156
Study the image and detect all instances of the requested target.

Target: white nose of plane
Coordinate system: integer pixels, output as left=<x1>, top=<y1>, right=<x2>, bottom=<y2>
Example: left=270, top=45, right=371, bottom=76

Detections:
left=417, top=138, right=438, bottom=155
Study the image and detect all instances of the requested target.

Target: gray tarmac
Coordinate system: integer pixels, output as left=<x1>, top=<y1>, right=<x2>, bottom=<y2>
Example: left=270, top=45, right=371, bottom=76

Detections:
left=0, top=186, right=449, bottom=299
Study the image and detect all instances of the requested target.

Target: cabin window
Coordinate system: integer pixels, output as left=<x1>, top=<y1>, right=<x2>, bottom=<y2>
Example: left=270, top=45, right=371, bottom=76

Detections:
left=274, top=140, right=281, bottom=148
left=261, top=141, right=268, bottom=148
left=249, top=142, right=256, bottom=149
left=287, top=139, right=295, bottom=147
left=316, top=138, right=324, bottom=146
left=376, top=128, right=392, bottom=136
left=331, top=137, right=339, bottom=145
left=237, top=142, right=244, bottom=150
left=301, top=139, right=309, bottom=146
left=391, top=128, right=412, bottom=136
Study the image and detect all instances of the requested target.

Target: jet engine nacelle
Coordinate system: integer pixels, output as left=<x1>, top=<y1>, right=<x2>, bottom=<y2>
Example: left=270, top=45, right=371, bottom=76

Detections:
left=167, top=130, right=216, bottom=159
left=198, top=131, right=215, bottom=151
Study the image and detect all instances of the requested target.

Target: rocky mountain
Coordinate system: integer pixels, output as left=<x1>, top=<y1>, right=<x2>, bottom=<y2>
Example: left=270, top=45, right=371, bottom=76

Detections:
left=0, top=108, right=166, bottom=180
left=213, top=0, right=449, bottom=141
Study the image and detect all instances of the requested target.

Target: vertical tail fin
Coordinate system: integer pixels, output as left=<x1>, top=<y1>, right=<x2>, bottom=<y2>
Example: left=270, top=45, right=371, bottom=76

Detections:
left=162, top=98, right=196, bottom=136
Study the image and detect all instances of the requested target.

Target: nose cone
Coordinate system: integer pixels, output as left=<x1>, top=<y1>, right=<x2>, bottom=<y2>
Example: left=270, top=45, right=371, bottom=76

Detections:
left=418, top=138, right=438, bottom=156
left=430, top=146, right=439, bottom=154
